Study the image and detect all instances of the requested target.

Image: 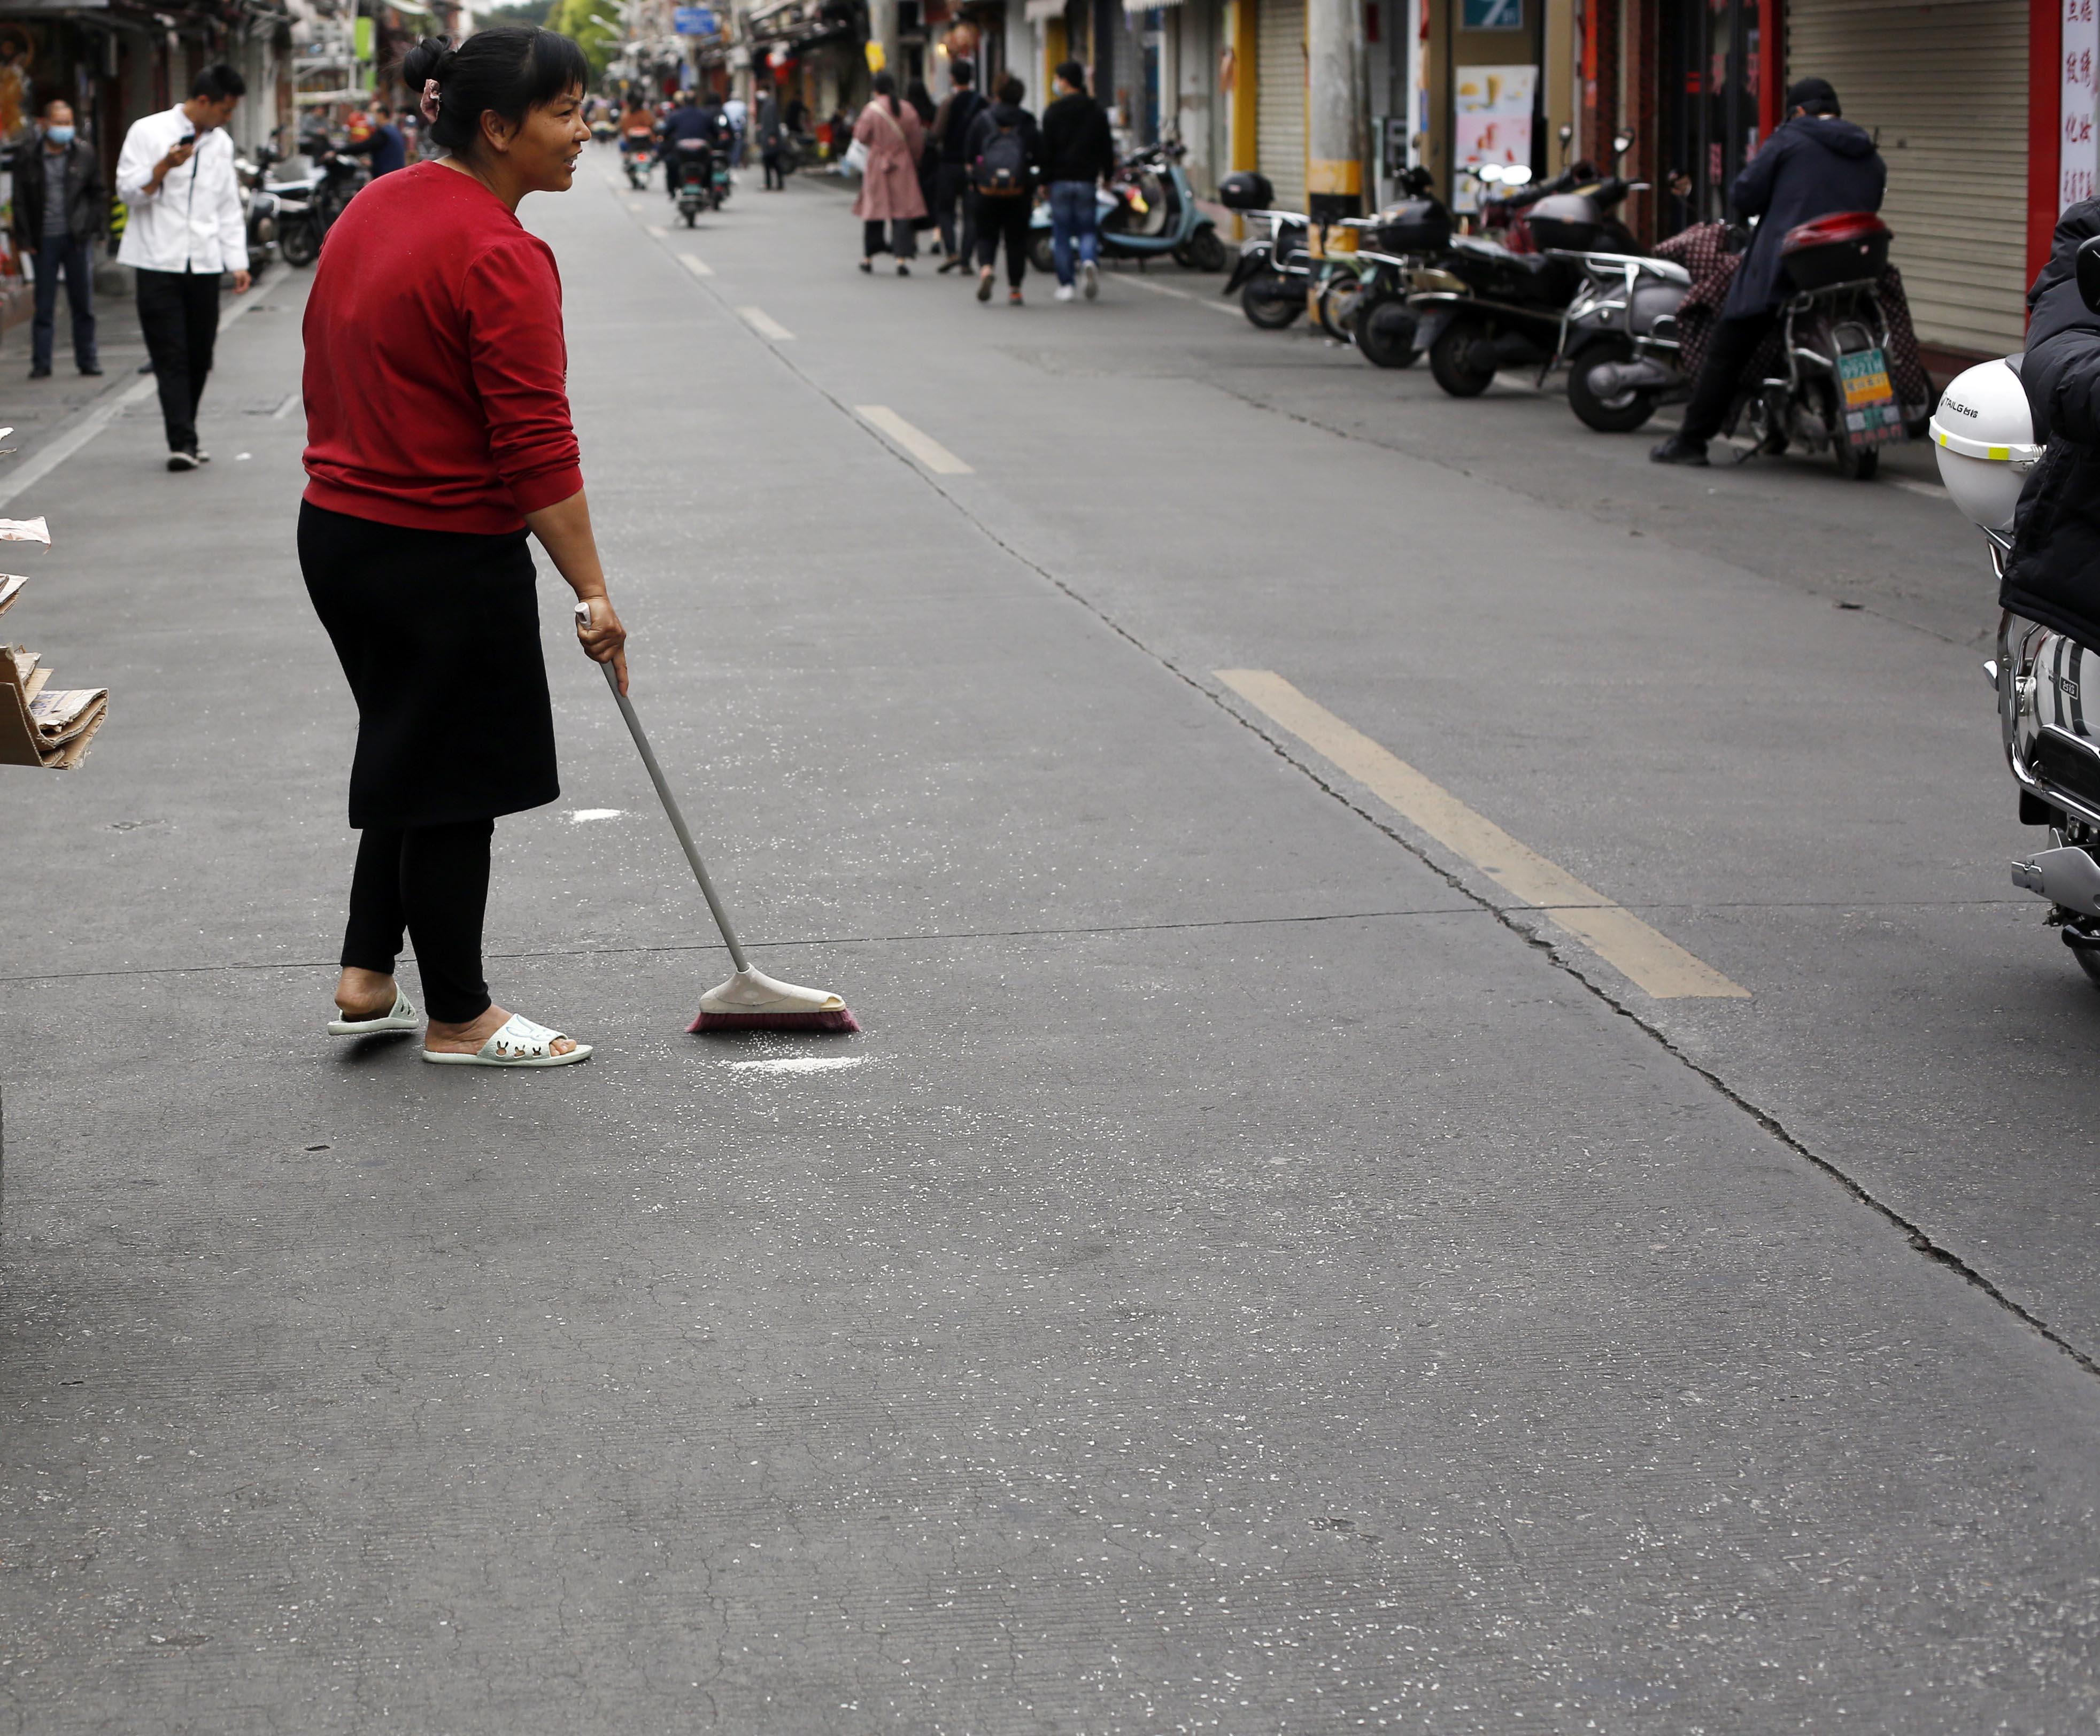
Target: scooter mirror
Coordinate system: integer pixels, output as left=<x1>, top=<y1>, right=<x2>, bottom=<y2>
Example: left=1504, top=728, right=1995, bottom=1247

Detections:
left=1612, top=129, right=1635, bottom=156
left=1499, top=164, right=1533, bottom=187
left=1474, top=163, right=1503, bottom=184
left=2078, top=234, right=2100, bottom=316
left=1558, top=122, right=1573, bottom=149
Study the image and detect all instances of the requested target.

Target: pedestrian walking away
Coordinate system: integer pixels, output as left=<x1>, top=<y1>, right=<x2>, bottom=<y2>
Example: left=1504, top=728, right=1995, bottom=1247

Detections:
left=1650, top=75, right=1886, bottom=467
left=906, top=78, right=940, bottom=250
left=928, top=60, right=986, bottom=269
left=756, top=88, right=786, bottom=189
left=723, top=92, right=747, bottom=166
left=1039, top=60, right=1115, bottom=301
left=300, top=26, right=629, bottom=1069
left=852, top=72, right=927, bottom=275
left=114, top=63, right=251, bottom=469
left=11, top=97, right=105, bottom=379
left=964, top=76, right=1041, bottom=304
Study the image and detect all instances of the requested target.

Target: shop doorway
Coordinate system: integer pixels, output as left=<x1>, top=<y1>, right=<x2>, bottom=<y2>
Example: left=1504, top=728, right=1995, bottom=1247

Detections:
left=1657, top=0, right=1761, bottom=235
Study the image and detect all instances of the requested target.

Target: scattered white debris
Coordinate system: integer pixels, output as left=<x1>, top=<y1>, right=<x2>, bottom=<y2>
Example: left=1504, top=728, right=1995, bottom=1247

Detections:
left=0, top=516, right=50, bottom=544
left=568, top=808, right=624, bottom=823
left=725, top=1056, right=866, bottom=1075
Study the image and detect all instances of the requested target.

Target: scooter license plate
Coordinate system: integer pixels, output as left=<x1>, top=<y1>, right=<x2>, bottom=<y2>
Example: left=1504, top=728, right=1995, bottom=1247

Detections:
left=1838, top=346, right=1905, bottom=448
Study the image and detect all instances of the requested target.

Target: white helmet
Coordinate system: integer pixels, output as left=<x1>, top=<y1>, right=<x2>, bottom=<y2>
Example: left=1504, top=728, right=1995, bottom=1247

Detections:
left=1932, top=356, right=2043, bottom=532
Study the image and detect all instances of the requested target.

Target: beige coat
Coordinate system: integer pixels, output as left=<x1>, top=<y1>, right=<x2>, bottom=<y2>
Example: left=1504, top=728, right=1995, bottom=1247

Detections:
left=850, top=99, right=928, bottom=222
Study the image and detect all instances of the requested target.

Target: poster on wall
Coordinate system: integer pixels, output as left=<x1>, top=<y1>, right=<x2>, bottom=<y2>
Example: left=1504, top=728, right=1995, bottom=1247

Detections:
left=2066, top=0, right=2097, bottom=212
left=1453, top=64, right=1534, bottom=212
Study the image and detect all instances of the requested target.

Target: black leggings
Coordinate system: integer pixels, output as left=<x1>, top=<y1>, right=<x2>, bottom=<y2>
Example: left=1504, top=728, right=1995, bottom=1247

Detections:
left=863, top=217, right=917, bottom=259
left=975, top=196, right=1030, bottom=288
left=341, top=820, right=496, bottom=1025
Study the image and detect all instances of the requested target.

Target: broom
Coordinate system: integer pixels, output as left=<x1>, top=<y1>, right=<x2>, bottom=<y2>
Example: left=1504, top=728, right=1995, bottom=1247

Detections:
left=585, top=610, right=859, bottom=1034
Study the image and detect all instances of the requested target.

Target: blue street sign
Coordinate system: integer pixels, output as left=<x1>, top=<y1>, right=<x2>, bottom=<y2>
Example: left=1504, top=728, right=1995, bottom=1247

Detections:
left=674, top=5, right=718, bottom=34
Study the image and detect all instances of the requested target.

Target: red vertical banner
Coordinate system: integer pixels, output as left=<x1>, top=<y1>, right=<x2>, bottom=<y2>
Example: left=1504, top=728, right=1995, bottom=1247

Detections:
left=1757, top=0, right=1780, bottom=143
left=2032, top=0, right=2066, bottom=290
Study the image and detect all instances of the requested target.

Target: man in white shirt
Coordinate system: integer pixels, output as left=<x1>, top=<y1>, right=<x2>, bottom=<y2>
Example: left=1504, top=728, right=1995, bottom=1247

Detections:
left=114, top=63, right=251, bottom=472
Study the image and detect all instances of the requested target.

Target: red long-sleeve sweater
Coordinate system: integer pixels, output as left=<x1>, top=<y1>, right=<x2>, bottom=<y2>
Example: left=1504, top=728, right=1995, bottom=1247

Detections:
left=302, top=161, right=583, bottom=534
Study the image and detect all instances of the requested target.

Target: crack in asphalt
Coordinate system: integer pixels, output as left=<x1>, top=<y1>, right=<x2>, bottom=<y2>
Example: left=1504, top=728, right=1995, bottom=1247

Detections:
left=644, top=218, right=2100, bottom=1386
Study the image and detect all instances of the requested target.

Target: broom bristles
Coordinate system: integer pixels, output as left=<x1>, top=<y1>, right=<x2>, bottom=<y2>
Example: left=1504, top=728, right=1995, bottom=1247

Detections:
left=689, top=1005, right=861, bottom=1035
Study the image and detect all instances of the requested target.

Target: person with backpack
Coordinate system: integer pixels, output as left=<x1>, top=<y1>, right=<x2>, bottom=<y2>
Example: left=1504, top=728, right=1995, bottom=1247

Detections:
left=963, top=75, right=1041, bottom=305
left=929, top=61, right=987, bottom=272
left=1038, top=60, right=1116, bottom=301
left=851, top=72, right=928, bottom=274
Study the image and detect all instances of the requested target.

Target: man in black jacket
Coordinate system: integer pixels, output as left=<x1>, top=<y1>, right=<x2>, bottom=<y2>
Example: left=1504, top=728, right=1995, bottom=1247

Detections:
left=928, top=61, right=987, bottom=270
left=11, top=97, right=106, bottom=379
left=1038, top=60, right=1115, bottom=301
left=2002, top=199, right=2100, bottom=648
left=1651, top=76, right=1885, bottom=466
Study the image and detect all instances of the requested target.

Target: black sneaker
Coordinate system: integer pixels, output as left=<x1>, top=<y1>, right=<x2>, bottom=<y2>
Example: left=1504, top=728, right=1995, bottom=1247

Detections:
left=167, top=449, right=199, bottom=472
left=1648, top=433, right=1709, bottom=467
left=27, top=366, right=50, bottom=379
left=194, top=447, right=211, bottom=463
left=78, top=363, right=102, bottom=376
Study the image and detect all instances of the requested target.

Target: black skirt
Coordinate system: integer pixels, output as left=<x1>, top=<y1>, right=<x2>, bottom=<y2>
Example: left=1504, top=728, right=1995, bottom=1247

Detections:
left=300, top=500, right=559, bottom=830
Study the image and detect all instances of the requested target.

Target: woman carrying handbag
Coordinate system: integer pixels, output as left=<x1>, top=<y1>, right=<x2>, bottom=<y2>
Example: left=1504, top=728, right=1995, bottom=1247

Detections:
left=852, top=72, right=927, bottom=274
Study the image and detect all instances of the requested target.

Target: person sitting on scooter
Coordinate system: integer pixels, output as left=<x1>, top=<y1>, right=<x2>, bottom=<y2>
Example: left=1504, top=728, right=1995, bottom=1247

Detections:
left=1649, top=76, right=1886, bottom=467
left=660, top=89, right=720, bottom=198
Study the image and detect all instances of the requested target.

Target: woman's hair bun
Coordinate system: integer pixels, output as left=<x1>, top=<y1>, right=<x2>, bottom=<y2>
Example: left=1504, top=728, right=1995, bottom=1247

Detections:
left=399, top=35, right=455, bottom=92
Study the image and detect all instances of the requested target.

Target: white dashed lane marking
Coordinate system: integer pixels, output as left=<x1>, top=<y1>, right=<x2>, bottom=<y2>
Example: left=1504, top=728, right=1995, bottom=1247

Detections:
left=855, top=406, right=974, bottom=475
left=678, top=252, right=714, bottom=276
left=1216, top=669, right=1750, bottom=1000
left=737, top=306, right=794, bottom=340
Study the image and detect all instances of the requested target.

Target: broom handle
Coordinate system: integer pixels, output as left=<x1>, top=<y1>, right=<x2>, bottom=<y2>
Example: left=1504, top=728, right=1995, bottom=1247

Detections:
left=598, top=656, right=751, bottom=974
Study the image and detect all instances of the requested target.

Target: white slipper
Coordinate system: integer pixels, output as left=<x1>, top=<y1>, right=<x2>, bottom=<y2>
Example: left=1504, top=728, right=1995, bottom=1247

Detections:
left=327, top=989, right=420, bottom=1036
left=422, top=1012, right=592, bottom=1068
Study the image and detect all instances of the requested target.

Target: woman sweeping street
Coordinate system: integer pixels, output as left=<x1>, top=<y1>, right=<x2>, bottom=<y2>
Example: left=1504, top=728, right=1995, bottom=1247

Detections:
left=852, top=72, right=927, bottom=275
left=300, top=26, right=627, bottom=1068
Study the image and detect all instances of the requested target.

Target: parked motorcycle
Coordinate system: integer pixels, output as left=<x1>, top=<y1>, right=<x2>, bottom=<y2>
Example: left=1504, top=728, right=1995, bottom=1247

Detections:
left=271, top=132, right=367, bottom=268
left=1930, top=337, right=2099, bottom=980
left=1319, top=169, right=1454, bottom=367
left=1723, top=211, right=1906, bottom=479
left=1408, top=137, right=1642, bottom=397
left=1558, top=250, right=1692, bottom=430
left=1217, top=175, right=1363, bottom=330
left=235, top=137, right=287, bottom=270
left=1027, top=140, right=1228, bottom=274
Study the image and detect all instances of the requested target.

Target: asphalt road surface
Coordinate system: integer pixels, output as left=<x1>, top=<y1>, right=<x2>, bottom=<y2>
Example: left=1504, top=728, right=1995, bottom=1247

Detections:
left=4, top=157, right=2098, bottom=1733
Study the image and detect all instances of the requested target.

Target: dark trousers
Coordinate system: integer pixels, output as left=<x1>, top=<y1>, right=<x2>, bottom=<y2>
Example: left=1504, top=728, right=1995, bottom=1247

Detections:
left=975, top=195, right=1031, bottom=288
left=762, top=147, right=785, bottom=189
left=933, top=161, right=975, bottom=259
left=135, top=267, right=220, bottom=454
left=30, top=234, right=96, bottom=372
left=341, top=820, right=496, bottom=1025
left=1681, top=311, right=1779, bottom=443
left=863, top=216, right=917, bottom=259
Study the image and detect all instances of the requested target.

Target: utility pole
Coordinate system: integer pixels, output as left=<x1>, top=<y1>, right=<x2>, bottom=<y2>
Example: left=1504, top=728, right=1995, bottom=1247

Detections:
left=1304, top=0, right=1364, bottom=223
left=864, top=0, right=899, bottom=83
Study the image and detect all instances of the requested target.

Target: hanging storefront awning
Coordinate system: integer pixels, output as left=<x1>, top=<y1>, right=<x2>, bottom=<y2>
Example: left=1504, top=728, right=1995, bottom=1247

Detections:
left=1022, top=0, right=1061, bottom=22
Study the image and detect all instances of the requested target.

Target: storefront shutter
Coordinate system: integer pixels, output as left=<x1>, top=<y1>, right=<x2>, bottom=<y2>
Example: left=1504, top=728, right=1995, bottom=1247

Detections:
left=1786, top=0, right=2028, bottom=356
left=1255, top=0, right=1306, bottom=210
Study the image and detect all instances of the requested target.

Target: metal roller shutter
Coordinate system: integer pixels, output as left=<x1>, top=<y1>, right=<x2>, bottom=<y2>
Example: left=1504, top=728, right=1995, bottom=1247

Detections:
left=1256, top=0, right=1306, bottom=210
left=1786, top=0, right=2028, bottom=355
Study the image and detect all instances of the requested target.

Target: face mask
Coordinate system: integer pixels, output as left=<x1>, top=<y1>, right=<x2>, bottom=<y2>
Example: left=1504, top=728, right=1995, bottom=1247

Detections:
left=44, top=125, right=72, bottom=144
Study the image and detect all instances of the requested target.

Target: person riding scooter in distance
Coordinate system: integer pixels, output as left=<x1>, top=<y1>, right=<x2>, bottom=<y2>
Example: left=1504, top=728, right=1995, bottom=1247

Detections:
left=660, top=88, right=723, bottom=200
left=1650, top=77, right=1886, bottom=467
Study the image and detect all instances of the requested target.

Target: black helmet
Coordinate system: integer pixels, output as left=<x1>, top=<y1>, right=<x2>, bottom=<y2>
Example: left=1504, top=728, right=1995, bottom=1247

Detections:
left=1217, top=170, right=1274, bottom=211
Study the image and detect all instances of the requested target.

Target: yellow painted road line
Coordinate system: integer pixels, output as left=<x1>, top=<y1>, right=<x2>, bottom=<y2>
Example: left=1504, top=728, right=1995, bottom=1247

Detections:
left=737, top=305, right=794, bottom=340
left=677, top=250, right=711, bottom=273
left=1216, top=669, right=1749, bottom=1000
left=855, top=406, right=974, bottom=475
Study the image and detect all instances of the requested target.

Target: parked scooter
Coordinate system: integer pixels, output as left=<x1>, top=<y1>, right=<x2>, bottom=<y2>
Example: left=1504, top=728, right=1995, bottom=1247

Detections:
left=235, top=137, right=287, bottom=270
left=1558, top=250, right=1692, bottom=430
left=1408, top=134, right=1642, bottom=397
left=1723, top=211, right=1905, bottom=479
left=1930, top=298, right=2098, bottom=980
left=1320, top=168, right=1453, bottom=367
left=271, top=130, right=367, bottom=268
left=1026, top=140, right=1228, bottom=274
